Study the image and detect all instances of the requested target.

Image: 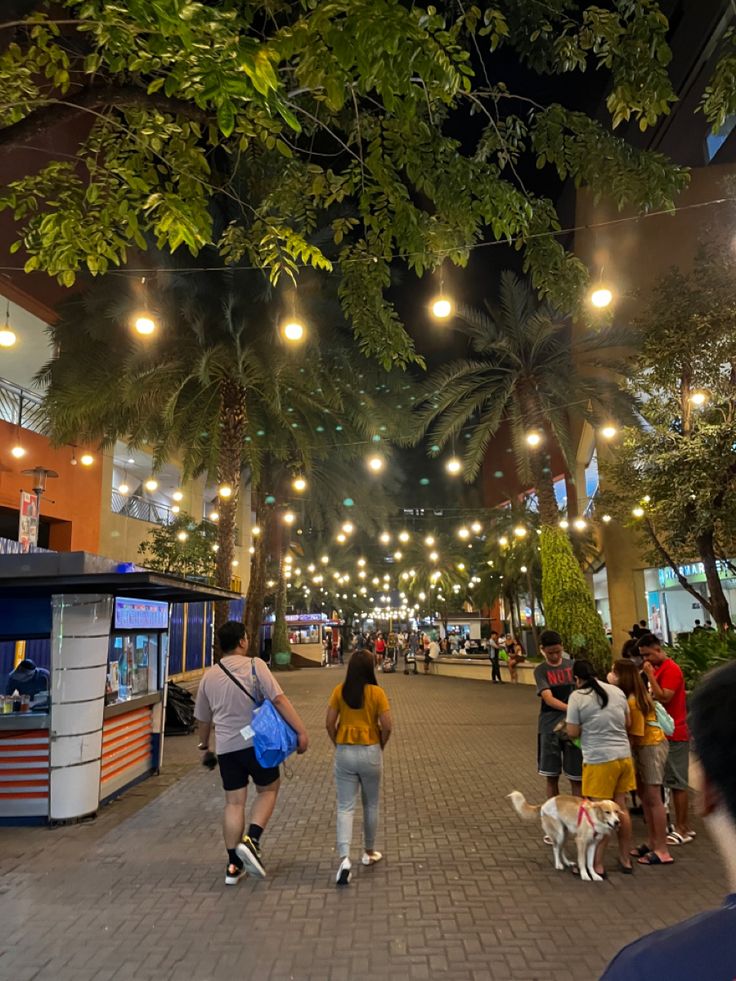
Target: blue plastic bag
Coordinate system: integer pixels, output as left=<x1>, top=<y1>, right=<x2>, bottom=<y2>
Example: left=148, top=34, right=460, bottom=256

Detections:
left=251, top=699, right=298, bottom=768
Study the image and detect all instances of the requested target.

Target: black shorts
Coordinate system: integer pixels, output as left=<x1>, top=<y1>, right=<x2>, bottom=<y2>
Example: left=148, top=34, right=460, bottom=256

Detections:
left=537, top=731, right=583, bottom=781
left=217, top=746, right=280, bottom=791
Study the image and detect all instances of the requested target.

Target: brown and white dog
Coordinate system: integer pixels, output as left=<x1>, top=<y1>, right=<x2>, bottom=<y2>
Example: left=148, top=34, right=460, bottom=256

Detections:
left=507, top=791, right=622, bottom=882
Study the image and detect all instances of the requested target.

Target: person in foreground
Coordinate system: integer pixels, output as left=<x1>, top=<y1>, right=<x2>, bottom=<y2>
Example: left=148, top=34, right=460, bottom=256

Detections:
left=534, top=630, right=582, bottom=801
left=194, top=621, right=309, bottom=885
left=601, top=661, right=736, bottom=980
left=325, top=649, right=392, bottom=886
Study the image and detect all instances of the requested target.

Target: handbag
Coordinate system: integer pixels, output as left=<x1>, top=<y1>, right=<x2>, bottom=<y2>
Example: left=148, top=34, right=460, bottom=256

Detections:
left=647, top=699, right=676, bottom=737
left=217, top=659, right=298, bottom=767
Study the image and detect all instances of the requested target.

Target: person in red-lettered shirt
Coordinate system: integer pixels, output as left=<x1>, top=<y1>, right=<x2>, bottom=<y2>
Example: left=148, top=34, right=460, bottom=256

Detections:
left=638, top=634, right=695, bottom=844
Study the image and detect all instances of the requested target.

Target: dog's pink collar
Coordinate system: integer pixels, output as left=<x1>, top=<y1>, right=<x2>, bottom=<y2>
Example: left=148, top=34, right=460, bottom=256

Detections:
left=577, top=803, right=595, bottom=830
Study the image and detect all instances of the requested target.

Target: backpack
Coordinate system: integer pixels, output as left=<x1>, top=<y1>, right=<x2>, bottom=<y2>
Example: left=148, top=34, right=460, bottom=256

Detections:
left=647, top=700, right=675, bottom=737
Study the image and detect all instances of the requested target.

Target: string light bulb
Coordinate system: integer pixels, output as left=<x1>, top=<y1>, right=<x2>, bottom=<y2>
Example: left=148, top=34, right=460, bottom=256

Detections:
left=252, top=525, right=261, bottom=536
left=209, top=510, right=219, bottom=522
left=689, top=391, right=707, bottom=407
left=80, top=453, right=94, bottom=466
left=282, top=320, right=305, bottom=342
left=457, top=527, right=470, bottom=540
left=590, top=287, right=613, bottom=308
left=525, top=431, right=542, bottom=448
left=601, top=514, right=612, bottom=523
left=600, top=424, right=618, bottom=440
left=292, top=476, right=307, bottom=492
left=632, top=506, right=645, bottom=518
left=118, top=482, right=130, bottom=495
left=145, top=478, right=158, bottom=491
left=430, top=296, right=453, bottom=320
left=283, top=511, right=296, bottom=525
left=10, top=444, right=26, bottom=459
left=218, top=484, right=233, bottom=499
left=367, top=454, right=385, bottom=473
left=424, top=535, right=435, bottom=547
left=445, top=457, right=462, bottom=475
left=341, top=521, right=354, bottom=534
left=0, top=300, right=16, bottom=348
left=573, top=517, right=587, bottom=531
left=559, top=519, right=569, bottom=529
left=172, top=490, right=183, bottom=502
left=398, top=531, right=410, bottom=543
left=513, top=525, right=527, bottom=538
left=176, top=530, right=188, bottom=542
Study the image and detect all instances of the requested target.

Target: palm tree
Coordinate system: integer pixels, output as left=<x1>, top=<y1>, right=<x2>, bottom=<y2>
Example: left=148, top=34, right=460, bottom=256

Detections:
left=411, top=271, right=635, bottom=525
left=38, top=262, right=341, bottom=643
left=410, top=272, right=634, bottom=671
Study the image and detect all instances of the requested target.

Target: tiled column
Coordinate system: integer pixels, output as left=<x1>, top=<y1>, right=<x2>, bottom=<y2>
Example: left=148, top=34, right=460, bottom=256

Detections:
left=49, top=593, right=113, bottom=821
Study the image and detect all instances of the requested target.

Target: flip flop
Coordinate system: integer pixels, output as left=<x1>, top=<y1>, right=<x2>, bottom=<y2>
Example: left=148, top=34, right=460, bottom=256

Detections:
left=629, top=843, right=651, bottom=858
left=667, top=831, right=694, bottom=845
left=638, top=852, right=675, bottom=866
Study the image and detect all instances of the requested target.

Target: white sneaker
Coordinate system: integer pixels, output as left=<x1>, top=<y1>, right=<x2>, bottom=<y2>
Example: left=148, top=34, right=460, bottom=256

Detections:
left=335, top=857, right=352, bottom=886
left=361, top=850, right=383, bottom=866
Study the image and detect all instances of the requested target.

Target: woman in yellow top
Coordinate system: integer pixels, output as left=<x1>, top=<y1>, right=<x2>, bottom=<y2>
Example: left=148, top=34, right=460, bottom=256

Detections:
left=612, top=659, right=674, bottom=867
left=325, top=649, right=393, bottom=886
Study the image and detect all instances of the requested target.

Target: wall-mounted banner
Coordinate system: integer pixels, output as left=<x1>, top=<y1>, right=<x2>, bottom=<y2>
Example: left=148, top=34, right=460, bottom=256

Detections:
left=18, top=491, right=39, bottom=552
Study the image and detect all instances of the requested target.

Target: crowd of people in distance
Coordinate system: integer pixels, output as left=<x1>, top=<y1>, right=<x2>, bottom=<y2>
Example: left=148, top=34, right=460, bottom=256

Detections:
left=194, top=618, right=736, bottom=979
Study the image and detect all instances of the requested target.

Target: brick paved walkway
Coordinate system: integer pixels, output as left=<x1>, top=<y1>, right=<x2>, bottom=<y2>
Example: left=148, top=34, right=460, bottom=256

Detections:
left=0, top=670, right=728, bottom=981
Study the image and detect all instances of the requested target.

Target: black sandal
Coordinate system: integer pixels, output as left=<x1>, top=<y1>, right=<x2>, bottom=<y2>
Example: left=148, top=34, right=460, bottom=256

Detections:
left=629, top=843, right=650, bottom=858
left=617, top=860, right=634, bottom=875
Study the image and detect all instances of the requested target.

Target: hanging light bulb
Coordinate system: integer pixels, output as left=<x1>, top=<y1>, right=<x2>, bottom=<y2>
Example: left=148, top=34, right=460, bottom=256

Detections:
left=600, top=424, right=618, bottom=440
left=145, top=477, right=158, bottom=492
left=471, top=521, right=482, bottom=534
left=282, top=320, right=305, bottom=342
left=430, top=295, right=453, bottom=320
left=133, top=314, right=156, bottom=336
left=341, top=521, right=354, bottom=534
left=424, top=535, right=435, bottom=547
left=573, top=517, right=587, bottom=531
left=429, top=551, right=439, bottom=562
left=513, top=525, right=527, bottom=538
left=118, top=482, right=130, bottom=495
left=357, top=557, right=366, bottom=567
left=171, top=504, right=180, bottom=514
left=176, top=530, right=188, bottom=542
left=457, top=527, right=470, bottom=540
left=689, top=390, right=707, bottom=407
left=445, top=457, right=462, bottom=475
left=172, top=490, right=184, bottom=502
left=525, top=431, right=542, bottom=448
left=601, top=514, right=612, bottom=523
left=218, top=484, right=233, bottom=499
left=398, top=531, right=410, bottom=543
left=209, top=510, right=219, bottom=521
left=320, top=554, right=329, bottom=564
left=632, top=506, right=645, bottom=518
left=80, top=453, right=94, bottom=466
left=380, top=531, right=391, bottom=545
left=498, top=535, right=509, bottom=547
left=367, top=454, right=385, bottom=473
left=336, top=533, right=346, bottom=543
left=0, top=300, right=16, bottom=348
left=292, top=476, right=307, bottom=492
left=11, top=444, right=26, bottom=459
left=283, top=511, right=296, bottom=525
left=590, top=286, right=613, bottom=309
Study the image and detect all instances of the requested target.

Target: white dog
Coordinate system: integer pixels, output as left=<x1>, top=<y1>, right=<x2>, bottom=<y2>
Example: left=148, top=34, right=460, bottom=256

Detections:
left=507, top=791, right=622, bottom=882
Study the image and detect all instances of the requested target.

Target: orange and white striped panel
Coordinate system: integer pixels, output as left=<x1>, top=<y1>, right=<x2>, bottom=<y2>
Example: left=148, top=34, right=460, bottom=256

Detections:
left=100, top=706, right=153, bottom=797
left=0, top=729, right=50, bottom=818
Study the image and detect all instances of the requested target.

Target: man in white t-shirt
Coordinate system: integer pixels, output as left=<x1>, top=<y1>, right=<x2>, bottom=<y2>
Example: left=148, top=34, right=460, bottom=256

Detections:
left=195, top=621, right=308, bottom=885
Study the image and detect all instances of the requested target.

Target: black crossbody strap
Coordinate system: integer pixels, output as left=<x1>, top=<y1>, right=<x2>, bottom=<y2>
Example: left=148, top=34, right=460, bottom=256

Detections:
left=217, top=659, right=257, bottom=704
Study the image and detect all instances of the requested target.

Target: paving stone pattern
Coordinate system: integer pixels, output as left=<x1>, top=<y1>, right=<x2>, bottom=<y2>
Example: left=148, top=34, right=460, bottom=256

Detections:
left=0, top=669, right=727, bottom=981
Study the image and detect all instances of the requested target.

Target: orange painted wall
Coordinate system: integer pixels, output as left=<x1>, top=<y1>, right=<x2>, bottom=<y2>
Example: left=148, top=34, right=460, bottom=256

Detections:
left=0, top=422, right=101, bottom=552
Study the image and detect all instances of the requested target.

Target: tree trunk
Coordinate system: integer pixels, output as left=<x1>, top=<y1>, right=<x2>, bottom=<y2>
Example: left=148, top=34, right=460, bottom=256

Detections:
left=213, top=379, right=246, bottom=656
left=531, top=454, right=559, bottom=527
left=244, top=498, right=271, bottom=656
left=272, top=553, right=291, bottom=658
left=695, top=529, right=733, bottom=630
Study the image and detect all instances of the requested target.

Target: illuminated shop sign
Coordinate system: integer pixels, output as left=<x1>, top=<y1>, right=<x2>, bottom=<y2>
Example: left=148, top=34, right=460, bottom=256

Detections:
left=657, top=561, right=736, bottom=588
left=114, top=597, right=169, bottom=630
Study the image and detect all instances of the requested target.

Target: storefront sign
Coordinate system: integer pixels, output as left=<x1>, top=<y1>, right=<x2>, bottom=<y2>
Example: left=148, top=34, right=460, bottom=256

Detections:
left=114, top=597, right=169, bottom=630
left=285, top=613, right=326, bottom=623
left=657, top=560, right=736, bottom=588
left=18, top=491, right=39, bottom=552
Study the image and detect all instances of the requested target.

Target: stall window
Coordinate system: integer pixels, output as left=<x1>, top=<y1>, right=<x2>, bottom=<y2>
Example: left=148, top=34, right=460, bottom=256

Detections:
left=107, top=634, right=159, bottom=704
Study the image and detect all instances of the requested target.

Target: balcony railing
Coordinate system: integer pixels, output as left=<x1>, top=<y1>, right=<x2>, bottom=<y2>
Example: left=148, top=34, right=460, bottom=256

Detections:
left=0, top=376, right=46, bottom=435
left=111, top=490, right=175, bottom=526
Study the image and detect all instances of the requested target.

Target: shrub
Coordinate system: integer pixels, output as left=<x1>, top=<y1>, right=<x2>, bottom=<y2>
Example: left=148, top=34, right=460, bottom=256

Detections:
left=668, top=630, right=736, bottom=690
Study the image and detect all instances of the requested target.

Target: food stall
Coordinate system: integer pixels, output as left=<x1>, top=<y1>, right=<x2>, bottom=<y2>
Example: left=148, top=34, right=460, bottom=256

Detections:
left=0, top=551, right=238, bottom=824
left=262, top=612, right=329, bottom=666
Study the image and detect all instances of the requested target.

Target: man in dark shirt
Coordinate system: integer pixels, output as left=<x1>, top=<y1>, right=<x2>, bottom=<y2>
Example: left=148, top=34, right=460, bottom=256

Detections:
left=601, top=660, right=736, bottom=980
left=533, top=629, right=582, bottom=799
